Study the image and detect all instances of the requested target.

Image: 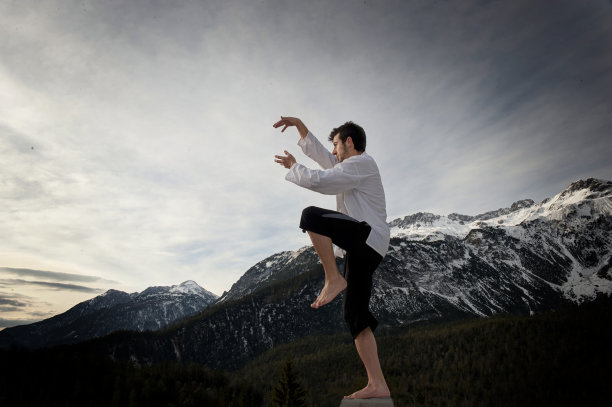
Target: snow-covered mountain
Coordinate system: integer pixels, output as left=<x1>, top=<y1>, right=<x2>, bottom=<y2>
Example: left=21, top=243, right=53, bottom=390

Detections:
left=110, top=177, right=608, bottom=370
left=216, top=178, right=612, bottom=326
left=216, top=246, right=320, bottom=304
left=4, top=178, right=609, bottom=370
left=377, top=177, right=612, bottom=322
left=0, top=280, right=218, bottom=348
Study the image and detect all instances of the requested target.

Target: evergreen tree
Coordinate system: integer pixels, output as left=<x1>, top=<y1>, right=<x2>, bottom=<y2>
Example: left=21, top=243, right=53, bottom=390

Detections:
left=270, top=357, right=308, bottom=407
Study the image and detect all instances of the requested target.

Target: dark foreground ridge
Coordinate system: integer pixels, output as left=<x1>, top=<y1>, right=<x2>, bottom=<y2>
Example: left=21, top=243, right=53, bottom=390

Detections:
left=3, top=295, right=609, bottom=407
left=236, top=295, right=612, bottom=407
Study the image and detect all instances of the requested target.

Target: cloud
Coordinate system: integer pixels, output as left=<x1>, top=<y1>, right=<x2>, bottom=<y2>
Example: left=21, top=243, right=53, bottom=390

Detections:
left=0, top=292, right=40, bottom=307
left=0, top=291, right=56, bottom=329
left=0, top=0, right=611, bottom=325
left=0, top=297, right=28, bottom=308
left=373, top=0, right=612, bottom=216
left=0, top=267, right=107, bottom=328
left=0, top=267, right=117, bottom=284
left=0, top=279, right=103, bottom=294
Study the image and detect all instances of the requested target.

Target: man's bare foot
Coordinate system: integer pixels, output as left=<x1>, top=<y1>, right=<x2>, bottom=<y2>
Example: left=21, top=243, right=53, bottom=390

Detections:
left=311, top=277, right=347, bottom=308
left=343, top=383, right=390, bottom=399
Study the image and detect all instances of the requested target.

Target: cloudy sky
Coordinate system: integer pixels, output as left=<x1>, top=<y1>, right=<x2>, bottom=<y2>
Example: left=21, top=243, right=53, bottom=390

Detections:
left=1, top=0, right=611, bottom=329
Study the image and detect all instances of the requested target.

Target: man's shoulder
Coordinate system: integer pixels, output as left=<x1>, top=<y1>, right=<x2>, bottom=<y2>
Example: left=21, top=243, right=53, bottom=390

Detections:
left=346, top=152, right=378, bottom=166
left=340, top=153, right=380, bottom=175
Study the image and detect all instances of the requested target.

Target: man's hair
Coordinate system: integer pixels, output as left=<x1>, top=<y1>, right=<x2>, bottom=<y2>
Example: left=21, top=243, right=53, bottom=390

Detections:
left=328, top=121, right=366, bottom=152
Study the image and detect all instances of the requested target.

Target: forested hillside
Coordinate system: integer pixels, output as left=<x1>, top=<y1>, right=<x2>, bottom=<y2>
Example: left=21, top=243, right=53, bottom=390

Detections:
left=2, top=296, right=610, bottom=407
left=237, top=295, right=612, bottom=407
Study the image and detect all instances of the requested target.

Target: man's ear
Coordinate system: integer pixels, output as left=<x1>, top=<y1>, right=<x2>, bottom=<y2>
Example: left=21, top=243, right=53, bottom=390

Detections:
left=346, top=136, right=354, bottom=149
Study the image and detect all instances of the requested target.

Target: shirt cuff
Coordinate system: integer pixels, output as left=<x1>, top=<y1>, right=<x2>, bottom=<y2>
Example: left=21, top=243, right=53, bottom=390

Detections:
left=285, top=164, right=297, bottom=182
left=298, top=132, right=313, bottom=147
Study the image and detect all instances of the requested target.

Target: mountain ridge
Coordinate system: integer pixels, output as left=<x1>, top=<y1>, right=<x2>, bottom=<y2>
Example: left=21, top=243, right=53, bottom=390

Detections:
left=223, top=178, right=612, bottom=308
left=0, top=280, right=218, bottom=348
left=59, top=177, right=611, bottom=370
left=1, top=178, right=610, bottom=371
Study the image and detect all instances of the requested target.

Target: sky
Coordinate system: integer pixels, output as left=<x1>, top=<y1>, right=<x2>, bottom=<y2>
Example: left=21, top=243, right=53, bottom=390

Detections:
left=1, top=0, right=611, bottom=329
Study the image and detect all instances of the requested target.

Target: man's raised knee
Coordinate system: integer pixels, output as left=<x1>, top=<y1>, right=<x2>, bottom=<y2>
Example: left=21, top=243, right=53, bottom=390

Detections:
left=301, top=206, right=319, bottom=219
left=300, top=206, right=321, bottom=232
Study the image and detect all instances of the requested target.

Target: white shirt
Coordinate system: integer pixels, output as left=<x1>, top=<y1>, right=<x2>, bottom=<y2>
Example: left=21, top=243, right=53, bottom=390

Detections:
left=285, top=132, right=390, bottom=258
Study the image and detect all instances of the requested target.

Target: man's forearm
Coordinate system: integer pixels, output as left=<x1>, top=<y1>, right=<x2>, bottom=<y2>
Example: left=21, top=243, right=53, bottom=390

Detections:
left=295, top=119, right=309, bottom=139
left=298, top=130, right=337, bottom=170
left=273, top=116, right=310, bottom=139
left=286, top=163, right=360, bottom=195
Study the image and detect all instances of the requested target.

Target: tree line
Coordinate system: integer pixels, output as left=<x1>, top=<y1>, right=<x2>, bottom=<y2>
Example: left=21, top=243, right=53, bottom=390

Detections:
left=1, top=295, right=611, bottom=406
left=237, top=295, right=612, bottom=407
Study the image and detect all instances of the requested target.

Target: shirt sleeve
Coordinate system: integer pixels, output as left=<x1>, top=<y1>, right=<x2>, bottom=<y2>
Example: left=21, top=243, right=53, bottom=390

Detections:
left=298, top=132, right=338, bottom=170
left=285, top=162, right=363, bottom=195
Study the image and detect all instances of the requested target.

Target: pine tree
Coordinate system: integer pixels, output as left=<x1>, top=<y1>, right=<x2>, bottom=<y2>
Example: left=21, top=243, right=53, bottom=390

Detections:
left=270, top=357, right=308, bottom=407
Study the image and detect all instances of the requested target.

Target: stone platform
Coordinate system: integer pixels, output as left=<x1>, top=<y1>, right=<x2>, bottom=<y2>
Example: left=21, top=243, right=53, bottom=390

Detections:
left=339, top=397, right=394, bottom=407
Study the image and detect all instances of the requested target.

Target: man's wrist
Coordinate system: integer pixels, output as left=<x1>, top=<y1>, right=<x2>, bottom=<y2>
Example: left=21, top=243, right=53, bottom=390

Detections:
left=297, top=121, right=309, bottom=139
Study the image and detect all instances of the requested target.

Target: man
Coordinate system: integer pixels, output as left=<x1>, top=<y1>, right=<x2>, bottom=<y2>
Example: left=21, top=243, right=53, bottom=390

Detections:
left=273, top=116, right=391, bottom=400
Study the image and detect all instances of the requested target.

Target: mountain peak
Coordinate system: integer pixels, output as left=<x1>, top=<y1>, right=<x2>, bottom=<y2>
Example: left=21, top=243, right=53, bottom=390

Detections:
left=390, top=177, right=612, bottom=242
left=87, top=289, right=133, bottom=309
left=176, top=280, right=201, bottom=292
left=171, top=280, right=219, bottom=299
left=100, top=288, right=123, bottom=296
left=564, top=178, right=612, bottom=196
left=539, top=178, right=612, bottom=216
left=0, top=280, right=219, bottom=348
left=388, top=212, right=441, bottom=228
left=509, top=199, right=535, bottom=212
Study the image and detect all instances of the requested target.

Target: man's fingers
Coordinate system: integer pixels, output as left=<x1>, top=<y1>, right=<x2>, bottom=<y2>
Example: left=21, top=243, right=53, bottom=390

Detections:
left=272, top=122, right=289, bottom=132
left=273, top=151, right=295, bottom=169
left=272, top=118, right=286, bottom=126
left=273, top=116, right=298, bottom=132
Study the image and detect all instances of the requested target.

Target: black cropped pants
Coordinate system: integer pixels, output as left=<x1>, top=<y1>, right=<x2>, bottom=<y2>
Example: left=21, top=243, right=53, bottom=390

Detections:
left=299, top=206, right=383, bottom=339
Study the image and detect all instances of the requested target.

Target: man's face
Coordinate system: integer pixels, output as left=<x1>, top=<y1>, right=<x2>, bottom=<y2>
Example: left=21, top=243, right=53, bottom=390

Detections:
left=332, top=134, right=348, bottom=162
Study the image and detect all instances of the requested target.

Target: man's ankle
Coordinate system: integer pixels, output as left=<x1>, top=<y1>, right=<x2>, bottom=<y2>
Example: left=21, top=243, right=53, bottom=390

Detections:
left=324, top=275, right=343, bottom=284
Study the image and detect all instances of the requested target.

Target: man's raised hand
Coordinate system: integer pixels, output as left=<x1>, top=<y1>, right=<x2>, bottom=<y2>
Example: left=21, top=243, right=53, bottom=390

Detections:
left=273, top=116, right=309, bottom=139
left=274, top=150, right=297, bottom=169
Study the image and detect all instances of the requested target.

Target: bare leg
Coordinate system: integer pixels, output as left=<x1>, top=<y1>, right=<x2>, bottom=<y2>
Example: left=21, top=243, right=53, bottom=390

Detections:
left=307, top=231, right=347, bottom=308
left=344, top=327, right=391, bottom=399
